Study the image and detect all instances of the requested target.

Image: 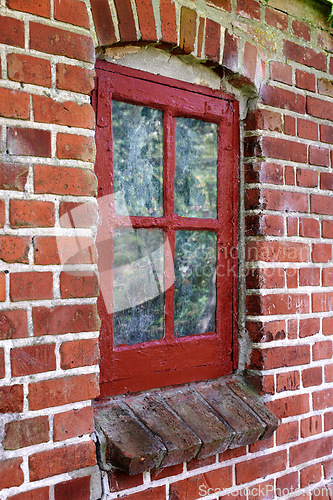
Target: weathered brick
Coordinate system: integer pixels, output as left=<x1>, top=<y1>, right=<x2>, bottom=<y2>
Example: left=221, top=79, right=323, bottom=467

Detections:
left=245, top=109, right=283, bottom=132
left=223, top=30, right=239, bottom=73
left=109, top=468, right=144, bottom=492
left=270, top=61, right=292, bottom=84
left=205, top=0, right=231, bottom=11
left=309, top=146, right=330, bottom=167
left=7, top=0, right=50, bottom=16
left=30, top=22, right=95, bottom=62
left=28, top=374, right=99, bottom=410
left=29, top=441, right=96, bottom=481
left=8, top=487, right=49, bottom=500
left=56, top=133, right=95, bottom=162
left=299, top=318, right=320, bottom=337
left=0, top=385, right=23, bottom=413
left=0, top=162, right=28, bottom=191
left=307, top=96, right=333, bottom=121
left=90, top=0, right=117, bottom=45
left=60, top=338, right=99, bottom=370
left=7, top=128, right=51, bottom=157
left=114, top=0, right=137, bottom=42
left=3, top=416, right=49, bottom=450
left=265, top=7, right=288, bottom=30
left=56, top=64, right=94, bottom=94
left=245, top=214, right=284, bottom=236
left=0, top=235, right=30, bottom=264
left=34, top=165, right=97, bottom=196
left=7, top=53, right=51, bottom=87
left=312, top=195, right=333, bottom=215
left=0, top=458, right=24, bottom=489
left=0, top=15, right=24, bottom=47
left=179, top=7, right=197, bottom=54
left=284, top=40, right=326, bottom=71
left=312, top=243, right=332, bottom=263
left=34, top=236, right=97, bottom=265
left=299, top=218, right=320, bottom=238
left=53, top=406, right=94, bottom=441
left=10, top=272, right=53, bottom=301
left=313, top=341, right=333, bottom=361
left=135, top=0, right=157, bottom=42
left=0, top=348, right=5, bottom=378
left=205, top=19, right=221, bottom=63
left=246, top=320, right=286, bottom=343
left=250, top=345, right=310, bottom=370
left=292, top=19, right=311, bottom=41
left=302, top=366, right=322, bottom=388
left=170, top=468, right=232, bottom=498
left=323, top=268, right=333, bottom=287
left=10, top=200, right=54, bottom=228
left=321, top=172, right=333, bottom=191
left=160, top=0, right=177, bottom=45
left=314, top=389, right=333, bottom=410
left=276, top=421, right=298, bottom=446
left=59, top=201, right=98, bottom=228
left=121, top=487, right=166, bottom=500
left=276, top=370, right=300, bottom=392
left=54, top=0, right=89, bottom=27
left=300, top=463, right=321, bottom=488
left=246, top=240, right=310, bottom=262
left=312, top=292, right=333, bottom=312
left=0, top=309, right=28, bottom=340
left=267, top=394, right=309, bottom=419
left=11, top=344, right=56, bottom=376
left=236, top=451, right=287, bottom=484
left=323, top=220, right=333, bottom=238
left=261, top=137, right=307, bottom=163
left=298, top=119, right=318, bottom=141
left=261, top=85, right=306, bottom=113
left=60, top=271, right=99, bottom=298
left=237, top=0, right=260, bottom=20
left=295, top=69, right=316, bottom=91
left=54, top=477, right=91, bottom=500
left=246, top=267, right=284, bottom=289
left=33, top=95, right=94, bottom=129
left=33, top=303, right=100, bottom=336
left=297, top=168, right=318, bottom=188
left=0, top=87, right=29, bottom=120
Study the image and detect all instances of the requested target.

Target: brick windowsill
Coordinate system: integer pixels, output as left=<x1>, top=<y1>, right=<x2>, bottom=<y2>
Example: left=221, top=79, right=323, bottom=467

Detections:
left=93, top=376, right=279, bottom=475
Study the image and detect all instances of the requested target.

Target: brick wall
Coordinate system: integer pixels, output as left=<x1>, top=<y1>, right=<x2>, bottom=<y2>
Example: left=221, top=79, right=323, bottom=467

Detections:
left=0, top=0, right=332, bottom=498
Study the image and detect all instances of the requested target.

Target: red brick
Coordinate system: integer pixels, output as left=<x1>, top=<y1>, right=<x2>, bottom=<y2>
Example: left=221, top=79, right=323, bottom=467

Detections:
left=160, top=0, right=177, bottom=45
left=302, top=366, right=322, bottom=388
left=34, top=236, right=97, bottom=265
left=276, top=472, right=298, bottom=497
left=0, top=458, right=24, bottom=489
left=284, top=115, right=295, bottom=136
left=284, top=40, right=326, bottom=71
left=265, top=7, right=288, bottom=30
left=0, top=348, right=4, bottom=378
left=323, top=268, right=333, bottom=287
left=298, top=119, right=318, bottom=141
left=135, top=0, right=157, bottom=42
left=179, top=7, right=197, bottom=54
left=205, top=0, right=232, bottom=11
left=0, top=309, right=28, bottom=340
left=245, top=372, right=275, bottom=395
left=323, top=220, right=333, bottom=238
left=324, top=414, right=333, bottom=433
left=309, top=146, right=330, bottom=167
left=311, top=195, right=333, bottom=215
left=0, top=271, right=5, bottom=301
left=312, top=243, right=331, bottom=263
left=0, top=87, right=29, bottom=120
left=3, top=416, right=49, bottom=450
left=261, top=136, right=307, bottom=163
left=90, top=0, right=117, bottom=46
left=54, top=477, right=90, bottom=500
left=7, top=53, right=51, bottom=87
left=299, top=218, right=320, bottom=238
left=313, top=340, right=333, bottom=361
left=276, top=421, right=298, bottom=446
left=246, top=320, right=286, bottom=343
left=60, top=338, right=99, bottom=370
left=261, top=84, right=305, bottom=113
left=313, top=292, right=333, bottom=312
left=299, top=317, right=320, bottom=337
left=114, top=0, right=136, bottom=41
left=262, top=189, right=308, bottom=212
left=33, top=303, right=100, bottom=336
left=318, top=79, right=333, bottom=98
left=223, top=30, right=239, bottom=73
left=313, top=389, right=333, bottom=410
left=0, top=15, right=24, bottom=47
left=246, top=240, right=309, bottom=262
left=270, top=61, right=292, bottom=84
left=250, top=345, right=310, bottom=371
left=29, top=441, right=96, bottom=481
left=320, top=124, right=333, bottom=145
left=321, top=172, right=333, bottom=191
left=8, top=487, right=49, bottom=500
left=53, top=406, right=94, bottom=442
left=297, top=168, right=318, bottom=188
left=0, top=385, right=23, bottom=413
left=267, top=394, right=309, bottom=419
left=54, top=0, right=89, bottom=28
left=300, top=464, right=321, bottom=488
left=10, top=272, right=53, bottom=301
left=325, top=364, right=333, bottom=382
left=11, top=344, right=56, bottom=377
left=60, top=271, right=99, bottom=298
left=236, top=0, right=260, bottom=20
left=7, top=128, right=51, bottom=157
left=57, top=133, right=95, bottom=162
left=236, top=451, right=287, bottom=484
left=323, top=317, right=333, bottom=335
left=109, top=469, right=144, bottom=491
left=7, top=0, right=50, bottom=17
left=245, top=109, right=283, bottom=132
left=287, top=217, right=298, bottom=236
left=245, top=214, right=284, bottom=236
left=30, top=22, right=94, bottom=62
left=246, top=267, right=284, bottom=289
left=292, top=19, right=311, bottom=41
left=187, top=455, right=215, bottom=471
left=0, top=162, right=28, bottom=191
left=28, top=373, right=99, bottom=410
left=0, top=235, right=30, bottom=264
left=59, top=201, right=98, bottom=228
left=196, top=17, right=205, bottom=58
left=301, top=416, right=322, bottom=439
left=33, top=95, right=94, bottom=129
left=34, top=165, right=97, bottom=196
left=296, top=69, right=316, bottom=91
left=170, top=467, right=232, bottom=498
left=243, top=42, right=257, bottom=81
left=122, top=487, right=166, bottom=500
left=56, top=63, right=94, bottom=94
left=10, top=200, right=54, bottom=228
left=245, top=162, right=283, bottom=185
left=285, top=165, right=295, bottom=185
left=286, top=268, right=298, bottom=288
left=276, top=370, right=300, bottom=392
left=318, top=30, right=333, bottom=52
left=307, top=96, right=333, bottom=122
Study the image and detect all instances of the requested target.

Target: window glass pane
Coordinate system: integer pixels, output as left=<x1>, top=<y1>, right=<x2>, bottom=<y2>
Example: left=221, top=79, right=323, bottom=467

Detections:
left=174, top=231, right=216, bottom=338
left=175, top=118, right=218, bottom=219
left=113, top=101, right=163, bottom=216
left=113, top=228, right=165, bottom=346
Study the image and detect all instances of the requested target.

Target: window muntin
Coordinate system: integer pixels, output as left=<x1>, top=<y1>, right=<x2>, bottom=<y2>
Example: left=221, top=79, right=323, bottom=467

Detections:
left=94, top=62, right=239, bottom=396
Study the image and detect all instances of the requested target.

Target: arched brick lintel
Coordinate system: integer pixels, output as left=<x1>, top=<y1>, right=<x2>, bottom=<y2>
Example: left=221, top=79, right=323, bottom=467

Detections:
left=90, top=0, right=261, bottom=90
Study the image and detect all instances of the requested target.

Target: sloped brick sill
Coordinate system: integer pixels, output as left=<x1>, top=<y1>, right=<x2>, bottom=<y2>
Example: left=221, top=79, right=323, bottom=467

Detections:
left=93, top=376, right=279, bottom=475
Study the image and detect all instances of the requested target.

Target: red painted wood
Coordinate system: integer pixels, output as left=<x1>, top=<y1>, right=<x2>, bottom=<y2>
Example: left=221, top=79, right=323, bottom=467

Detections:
left=93, top=63, right=239, bottom=396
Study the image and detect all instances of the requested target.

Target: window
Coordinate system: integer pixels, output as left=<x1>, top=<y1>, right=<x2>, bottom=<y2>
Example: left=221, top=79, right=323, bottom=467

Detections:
left=94, top=62, right=239, bottom=397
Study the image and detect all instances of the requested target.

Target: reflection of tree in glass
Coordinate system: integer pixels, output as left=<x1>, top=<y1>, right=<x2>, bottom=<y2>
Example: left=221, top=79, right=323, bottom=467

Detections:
left=175, top=231, right=217, bottom=337
left=175, top=118, right=218, bottom=219
left=113, top=101, right=163, bottom=217
left=113, top=228, right=165, bottom=346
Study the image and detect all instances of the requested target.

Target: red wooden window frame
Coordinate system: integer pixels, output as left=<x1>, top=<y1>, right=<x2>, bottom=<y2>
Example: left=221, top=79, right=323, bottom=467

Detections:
left=93, top=61, right=239, bottom=397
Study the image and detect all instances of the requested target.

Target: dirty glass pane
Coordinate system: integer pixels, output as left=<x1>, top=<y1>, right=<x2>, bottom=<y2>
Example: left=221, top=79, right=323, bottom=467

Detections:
left=174, top=231, right=217, bottom=337
left=112, top=101, right=163, bottom=216
left=175, top=118, right=218, bottom=219
left=113, top=228, right=165, bottom=346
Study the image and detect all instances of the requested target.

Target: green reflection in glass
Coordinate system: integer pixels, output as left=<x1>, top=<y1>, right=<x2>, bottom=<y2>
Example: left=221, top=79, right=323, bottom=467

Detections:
left=175, top=118, right=218, bottom=219
left=174, top=231, right=217, bottom=338
left=113, top=228, right=165, bottom=346
left=113, top=101, right=163, bottom=216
